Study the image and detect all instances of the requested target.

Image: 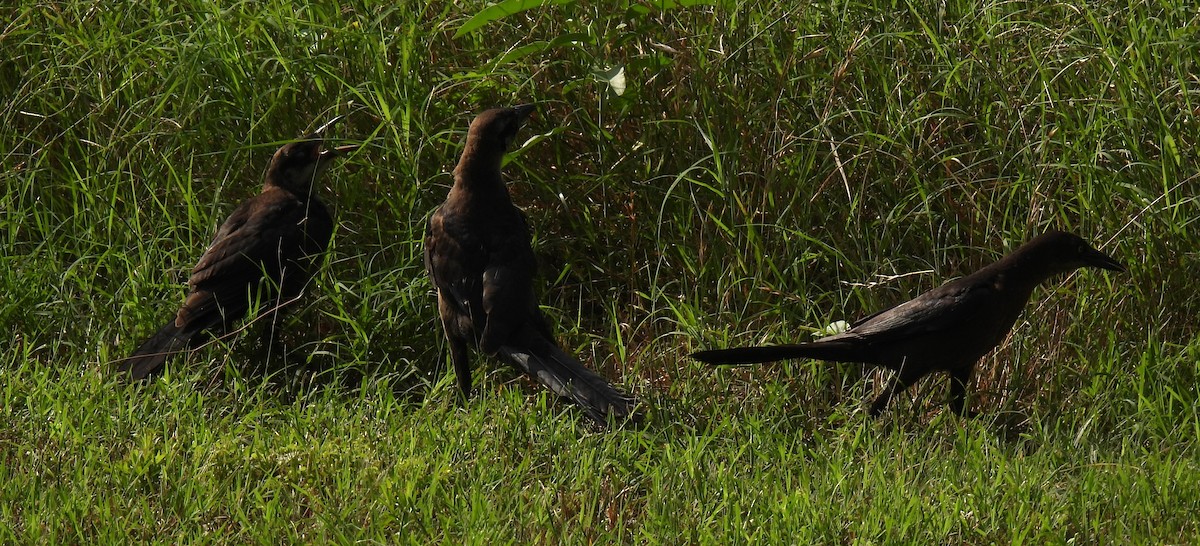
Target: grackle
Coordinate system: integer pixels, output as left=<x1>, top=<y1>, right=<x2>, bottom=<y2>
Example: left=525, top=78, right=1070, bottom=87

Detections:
left=424, top=105, right=638, bottom=425
left=117, top=117, right=357, bottom=379
left=692, top=231, right=1124, bottom=417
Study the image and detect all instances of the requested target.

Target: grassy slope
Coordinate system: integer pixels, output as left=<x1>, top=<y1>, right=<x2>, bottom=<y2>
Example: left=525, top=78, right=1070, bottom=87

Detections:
left=2, top=0, right=1198, bottom=543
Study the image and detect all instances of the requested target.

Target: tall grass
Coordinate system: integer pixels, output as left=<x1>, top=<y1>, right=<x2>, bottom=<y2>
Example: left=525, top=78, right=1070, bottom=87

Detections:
left=1, top=0, right=1198, bottom=542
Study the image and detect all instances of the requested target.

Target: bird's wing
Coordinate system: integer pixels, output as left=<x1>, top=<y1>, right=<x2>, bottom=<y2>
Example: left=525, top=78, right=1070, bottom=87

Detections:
left=190, top=195, right=316, bottom=287
left=422, top=208, right=438, bottom=282
left=479, top=215, right=539, bottom=351
left=178, top=192, right=321, bottom=326
left=424, top=207, right=483, bottom=317
left=836, top=278, right=998, bottom=344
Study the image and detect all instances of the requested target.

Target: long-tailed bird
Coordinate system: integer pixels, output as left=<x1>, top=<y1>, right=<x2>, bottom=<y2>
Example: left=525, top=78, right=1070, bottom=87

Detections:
left=692, top=231, right=1124, bottom=417
left=424, top=105, right=638, bottom=425
left=117, top=118, right=357, bottom=379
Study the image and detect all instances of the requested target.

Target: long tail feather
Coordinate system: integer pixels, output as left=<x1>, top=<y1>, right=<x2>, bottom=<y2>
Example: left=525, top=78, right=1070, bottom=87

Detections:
left=497, top=326, right=639, bottom=425
left=116, top=321, right=195, bottom=380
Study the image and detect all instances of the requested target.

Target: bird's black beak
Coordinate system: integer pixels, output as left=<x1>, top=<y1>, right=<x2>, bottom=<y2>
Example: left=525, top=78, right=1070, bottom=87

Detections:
left=511, top=104, right=535, bottom=126
left=301, top=115, right=358, bottom=162
left=319, top=144, right=359, bottom=162
left=1084, top=246, right=1125, bottom=272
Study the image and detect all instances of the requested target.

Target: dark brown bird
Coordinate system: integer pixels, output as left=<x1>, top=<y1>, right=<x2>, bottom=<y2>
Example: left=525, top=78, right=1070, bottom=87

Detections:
left=117, top=118, right=357, bottom=379
left=424, top=105, right=638, bottom=424
left=692, top=231, right=1124, bottom=417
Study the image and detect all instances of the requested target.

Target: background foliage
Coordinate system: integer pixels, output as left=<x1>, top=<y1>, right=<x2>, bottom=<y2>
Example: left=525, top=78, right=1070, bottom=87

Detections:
left=1, top=0, right=1197, bottom=543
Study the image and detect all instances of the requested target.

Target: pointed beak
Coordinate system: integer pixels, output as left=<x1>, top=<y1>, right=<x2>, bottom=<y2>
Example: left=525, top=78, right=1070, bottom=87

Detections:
left=511, top=104, right=535, bottom=126
left=302, top=115, right=357, bottom=163
left=319, top=143, right=359, bottom=162
left=1084, top=246, right=1125, bottom=272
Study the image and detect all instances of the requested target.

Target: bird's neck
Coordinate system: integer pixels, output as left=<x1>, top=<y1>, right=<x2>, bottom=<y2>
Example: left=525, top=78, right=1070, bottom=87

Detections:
left=452, top=145, right=510, bottom=196
left=263, top=179, right=319, bottom=200
left=980, top=247, right=1062, bottom=293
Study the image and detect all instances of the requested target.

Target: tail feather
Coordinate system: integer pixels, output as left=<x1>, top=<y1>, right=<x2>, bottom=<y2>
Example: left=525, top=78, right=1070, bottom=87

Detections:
left=497, top=326, right=639, bottom=425
left=116, top=321, right=196, bottom=380
left=691, top=340, right=867, bottom=365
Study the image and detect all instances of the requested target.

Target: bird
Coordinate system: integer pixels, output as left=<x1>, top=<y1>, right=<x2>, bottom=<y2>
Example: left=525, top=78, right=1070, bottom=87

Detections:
left=117, top=117, right=358, bottom=380
left=423, top=105, right=639, bottom=425
left=691, top=231, right=1124, bottom=417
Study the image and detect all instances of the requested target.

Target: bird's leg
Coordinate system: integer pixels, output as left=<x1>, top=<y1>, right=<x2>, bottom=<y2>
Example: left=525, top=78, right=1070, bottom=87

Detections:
left=947, top=365, right=979, bottom=418
left=437, top=291, right=474, bottom=399
left=868, top=367, right=922, bottom=417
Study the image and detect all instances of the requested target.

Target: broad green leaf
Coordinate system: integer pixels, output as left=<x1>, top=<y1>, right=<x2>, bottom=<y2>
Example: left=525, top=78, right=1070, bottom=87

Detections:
left=454, top=0, right=576, bottom=38
left=628, top=0, right=731, bottom=15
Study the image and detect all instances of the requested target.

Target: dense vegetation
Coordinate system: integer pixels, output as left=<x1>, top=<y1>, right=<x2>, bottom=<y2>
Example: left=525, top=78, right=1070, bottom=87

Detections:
left=2, top=1, right=1197, bottom=543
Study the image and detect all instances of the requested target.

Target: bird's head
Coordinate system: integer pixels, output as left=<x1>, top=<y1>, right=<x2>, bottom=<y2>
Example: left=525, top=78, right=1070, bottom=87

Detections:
left=265, top=115, right=359, bottom=194
left=1026, top=230, right=1125, bottom=275
left=462, top=104, right=535, bottom=160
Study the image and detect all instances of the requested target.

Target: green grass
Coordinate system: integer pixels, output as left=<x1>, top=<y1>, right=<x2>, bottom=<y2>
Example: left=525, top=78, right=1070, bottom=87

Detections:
left=2, top=0, right=1198, bottom=543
